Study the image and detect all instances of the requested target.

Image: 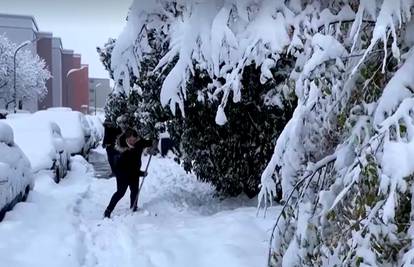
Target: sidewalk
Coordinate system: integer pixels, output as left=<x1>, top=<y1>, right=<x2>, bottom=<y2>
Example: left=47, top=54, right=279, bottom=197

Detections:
left=88, top=147, right=112, bottom=179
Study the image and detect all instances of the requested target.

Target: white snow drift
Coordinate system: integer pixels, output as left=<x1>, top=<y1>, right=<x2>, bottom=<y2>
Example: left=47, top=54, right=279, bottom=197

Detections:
left=0, top=154, right=277, bottom=267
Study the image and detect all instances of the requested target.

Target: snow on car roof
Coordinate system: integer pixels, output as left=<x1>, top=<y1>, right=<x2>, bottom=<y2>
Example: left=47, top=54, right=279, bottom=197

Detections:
left=4, top=116, right=63, bottom=172
left=33, top=110, right=86, bottom=154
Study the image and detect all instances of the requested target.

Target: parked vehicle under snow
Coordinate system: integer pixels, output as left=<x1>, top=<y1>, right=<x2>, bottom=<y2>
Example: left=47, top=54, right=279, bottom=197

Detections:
left=0, top=122, right=33, bottom=221
left=34, top=108, right=94, bottom=158
left=4, top=115, right=70, bottom=183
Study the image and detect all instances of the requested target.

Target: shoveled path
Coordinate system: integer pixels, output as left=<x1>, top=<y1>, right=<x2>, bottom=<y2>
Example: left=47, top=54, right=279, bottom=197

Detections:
left=88, top=147, right=112, bottom=179
left=0, top=150, right=279, bottom=267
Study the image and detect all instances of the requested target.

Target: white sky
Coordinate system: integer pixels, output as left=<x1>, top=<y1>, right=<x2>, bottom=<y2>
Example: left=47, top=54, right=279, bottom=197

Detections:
left=1, top=0, right=132, bottom=78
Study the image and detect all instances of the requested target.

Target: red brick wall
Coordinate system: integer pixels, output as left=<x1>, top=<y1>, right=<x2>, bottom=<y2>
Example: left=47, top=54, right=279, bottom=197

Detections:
left=37, top=37, right=53, bottom=110
left=61, top=54, right=89, bottom=112
left=71, top=64, right=89, bottom=113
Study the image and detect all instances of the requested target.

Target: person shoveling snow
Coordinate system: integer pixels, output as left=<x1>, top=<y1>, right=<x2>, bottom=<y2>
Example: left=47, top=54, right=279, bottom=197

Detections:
left=104, top=128, right=155, bottom=218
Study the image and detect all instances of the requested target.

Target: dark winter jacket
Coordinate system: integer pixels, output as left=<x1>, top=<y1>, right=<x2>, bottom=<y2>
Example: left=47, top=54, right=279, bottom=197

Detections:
left=115, top=134, right=153, bottom=178
left=103, top=123, right=122, bottom=148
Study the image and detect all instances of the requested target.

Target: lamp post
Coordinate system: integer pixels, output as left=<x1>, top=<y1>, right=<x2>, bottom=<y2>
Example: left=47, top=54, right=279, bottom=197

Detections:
left=13, top=39, right=39, bottom=113
left=65, top=65, right=87, bottom=110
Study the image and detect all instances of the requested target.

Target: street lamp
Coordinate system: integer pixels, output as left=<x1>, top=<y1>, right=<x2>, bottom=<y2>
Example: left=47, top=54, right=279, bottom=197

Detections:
left=65, top=65, right=87, bottom=110
left=13, top=38, right=39, bottom=113
left=66, top=65, right=87, bottom=78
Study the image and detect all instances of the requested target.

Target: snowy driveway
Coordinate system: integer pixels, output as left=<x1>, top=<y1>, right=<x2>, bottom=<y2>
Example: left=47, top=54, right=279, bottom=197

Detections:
left=0, top=153, right=278, bottom=267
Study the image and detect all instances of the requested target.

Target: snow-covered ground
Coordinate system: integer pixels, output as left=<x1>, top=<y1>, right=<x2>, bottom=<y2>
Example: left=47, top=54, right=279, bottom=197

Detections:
left=0, top=150, right=278, bottom=267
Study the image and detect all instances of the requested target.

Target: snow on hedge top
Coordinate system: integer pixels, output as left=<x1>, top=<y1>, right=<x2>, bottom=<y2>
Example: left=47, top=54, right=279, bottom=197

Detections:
left=112, top=0, right=294, bottom=117
left=374, top=50, right=414, bottom=127
left=0, top=122, right=14, bottom=145
left=112, top=0, right=414, bottom=125
left=34, top=110, right=86, bottom=155
left=4, top=115, right=66, bottom=172
left=86, top=115, right=104, bottom=141
left=46, top=107, right=73, bottom=112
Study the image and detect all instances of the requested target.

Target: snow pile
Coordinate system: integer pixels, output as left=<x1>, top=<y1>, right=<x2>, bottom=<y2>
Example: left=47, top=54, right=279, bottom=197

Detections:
left=0, top=122, right=33, bottom=211
left=34, top=109, right=87, bottom=155
left=4, top=115, right=67, bottom=172
left=0, top=154, right=277, bottom=267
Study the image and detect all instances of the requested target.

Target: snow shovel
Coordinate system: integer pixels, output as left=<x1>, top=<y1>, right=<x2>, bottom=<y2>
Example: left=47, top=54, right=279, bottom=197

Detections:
left=132, top=154, right=152, bottom=211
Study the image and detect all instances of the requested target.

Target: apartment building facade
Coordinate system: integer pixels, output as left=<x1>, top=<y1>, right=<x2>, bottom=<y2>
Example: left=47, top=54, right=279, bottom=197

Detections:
left=0, top=13, right=91, bottom=113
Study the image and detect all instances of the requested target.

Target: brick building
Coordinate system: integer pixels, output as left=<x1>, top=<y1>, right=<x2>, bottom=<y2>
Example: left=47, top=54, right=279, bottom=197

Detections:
left=0, top=13, right=92, bottom=113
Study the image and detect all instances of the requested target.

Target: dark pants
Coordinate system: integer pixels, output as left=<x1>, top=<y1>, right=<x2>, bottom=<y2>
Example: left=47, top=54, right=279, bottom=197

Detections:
left=106, top=146, right=118, bottom=173
left=106, top=174, right=139, bottom=212
left=160, top=138, right=173, bottom=157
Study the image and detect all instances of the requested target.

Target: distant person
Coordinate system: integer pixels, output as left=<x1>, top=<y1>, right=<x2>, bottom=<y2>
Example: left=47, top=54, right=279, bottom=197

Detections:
left=104, top=128, right=155, bottom=218
left=158, top=124, right=180, bottom=158
left=102, top=120, right=122, bottom=176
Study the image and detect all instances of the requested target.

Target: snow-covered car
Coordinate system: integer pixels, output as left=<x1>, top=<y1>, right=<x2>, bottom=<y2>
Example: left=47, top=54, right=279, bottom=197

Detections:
left=85, top=115, right=104, bottom=148
left=5, top=115, right=69, bottom=183
left=34, top=108, right=92, bottom=157
left=0, top=122, right=33, bottom=221
left=80, top=115, right=94, bottom=155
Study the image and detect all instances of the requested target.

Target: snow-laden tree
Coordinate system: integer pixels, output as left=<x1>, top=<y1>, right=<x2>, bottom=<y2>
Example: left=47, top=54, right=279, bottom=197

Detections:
left=111, top=0, right=295, bottom=120
left=106, top=1, right=296, bottom=197
left=97, top=38, right=116, bottom=81
left=110, top=0, right=414, bottom=265
left=99, top=33, right=176, bottom=137
left=0, top=35, right=50, bottom=110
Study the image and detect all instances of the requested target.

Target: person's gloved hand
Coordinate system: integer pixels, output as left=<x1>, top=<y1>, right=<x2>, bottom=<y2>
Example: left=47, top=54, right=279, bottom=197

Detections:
left=150, top=148, right=158, bottom=155
left=141, top=171, right=148, bottom=177
left=148, top=140, right=158, bottom=155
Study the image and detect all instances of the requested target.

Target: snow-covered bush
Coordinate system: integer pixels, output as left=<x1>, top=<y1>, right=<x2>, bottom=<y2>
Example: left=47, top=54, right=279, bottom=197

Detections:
left=99, top=31, right=175, bottom=139
left=103, top=23, right=294, bottom=197
left=258, top=2, right=414, bottom=265
left=85, top=115, right=104, bottom=145
left=176, top=66, right=294, bottom=197
left=109, top=0, right=414, bottom=265
left=0, top=35, right=50, bottom=110
left=97, top=38, right=116, bottom=81
left=104, top=91, right=127, bottom=127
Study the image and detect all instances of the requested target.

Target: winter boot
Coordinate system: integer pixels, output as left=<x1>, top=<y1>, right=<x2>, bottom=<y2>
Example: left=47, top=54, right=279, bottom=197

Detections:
left=104, top=209, right=112, bottom=218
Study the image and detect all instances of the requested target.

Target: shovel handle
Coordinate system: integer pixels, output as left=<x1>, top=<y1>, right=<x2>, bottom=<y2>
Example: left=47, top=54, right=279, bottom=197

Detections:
left=133, top=154, right=152, bottom=210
